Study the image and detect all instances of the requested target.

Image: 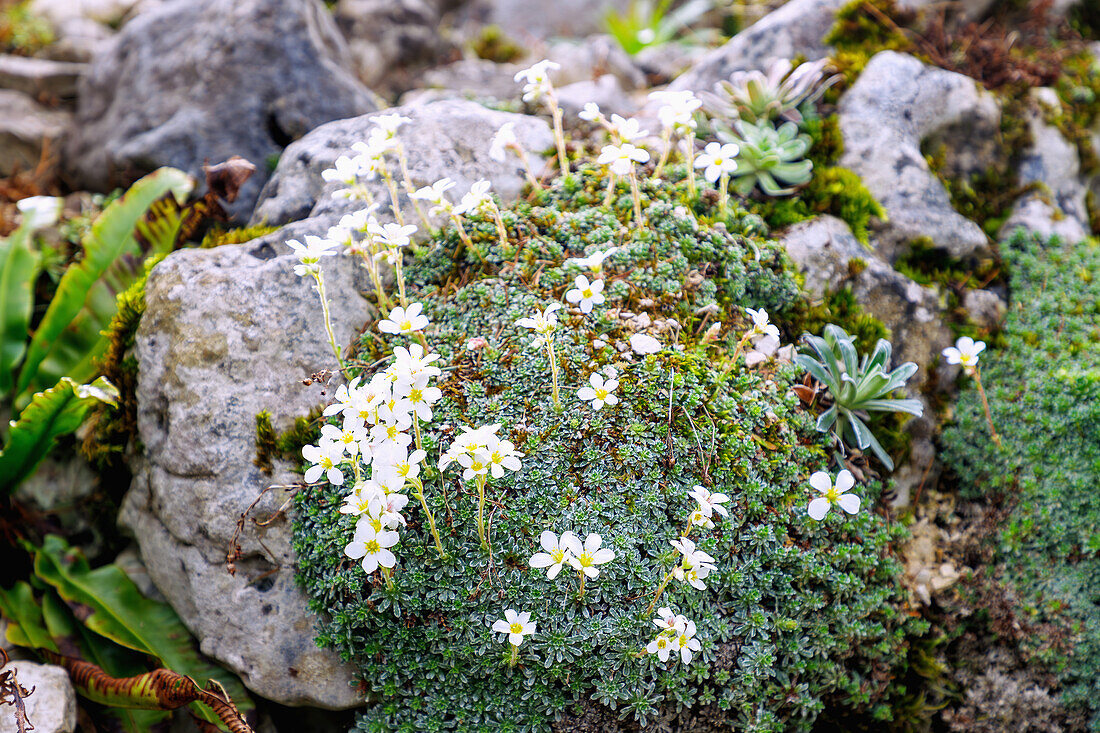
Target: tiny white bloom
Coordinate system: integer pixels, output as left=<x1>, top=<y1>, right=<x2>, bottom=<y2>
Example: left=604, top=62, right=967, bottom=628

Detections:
left=646, top=632, right=674, bottom=662
left=286, top=235, right=339, bottom=277
left=674, top=619, right=702, bottom=663
left=565, top=275, right=605, bottom=314
left=563, top=533, right=615, bottom=578
left=576, top=372, right=618, bottom=410
left=379, top=303, right=430, bottom=335
left=688, top=485, right=730, bottom=518
left=302, top=440, right=346, bottom=485
left=529, top=530, right=575, bottom=580
left=410, top=178, right=456, bottom=212
left=670, top=537, right=717, bottom=590
left=370, top=221, right=418, bottom=248
left=629, top=333, right=661, bottom=355
left=570, top=247, right=618, bottom=273
left=807, top=470, right=861, bottom=521
left=514, top=59, right=560, bottom=102
left=491, top=609, right=536, bottom=646
left=695, top=142, right=740, bottom=183
left=343, top=518, right=399, bottom=574
left=609, top=114, right=647, bottom=142
left=653, top=607, right=688, bottom=634
left=744, top=307, right=780, bottom=340
left=942, top=336, right=985, bottom=371
left=321, top=155, right=361, bottom=187
left=578, top=102, right=603, bottom=122
left=597, top=143, right=650, bottom=176
left=453, top=180, right=494, bottom=216
left=516, top=303, right=562, bottom=347
left=489, top=122, right=518, bottom=162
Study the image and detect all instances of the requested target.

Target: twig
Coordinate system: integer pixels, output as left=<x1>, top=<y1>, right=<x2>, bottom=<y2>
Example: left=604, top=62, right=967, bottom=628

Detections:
left=0, top=649, right=34, bottom=733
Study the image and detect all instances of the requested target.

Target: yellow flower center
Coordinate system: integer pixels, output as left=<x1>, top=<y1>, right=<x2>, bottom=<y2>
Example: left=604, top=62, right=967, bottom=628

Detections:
left=656, top=637, right=668, bottom=649
left=551, top=548, right=566, bottom=563
left=409, top=388, right=423, bottom=403
left=364, top=540, right=381, bottom=554
left=582, top=288, right=593, bottom=298
left=400, top=319, right=413, bottom=331
left=595, top=388, right=608, bottom=400
left=826, top=487, right=840, bottom=504
left=509, top=623, right=523, bottom=635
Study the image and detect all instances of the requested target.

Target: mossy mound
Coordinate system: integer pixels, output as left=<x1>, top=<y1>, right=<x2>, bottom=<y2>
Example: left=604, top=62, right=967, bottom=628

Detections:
left=292, top=169, right=923, bottom=731
left=941, top=230, right=1100, bottom=729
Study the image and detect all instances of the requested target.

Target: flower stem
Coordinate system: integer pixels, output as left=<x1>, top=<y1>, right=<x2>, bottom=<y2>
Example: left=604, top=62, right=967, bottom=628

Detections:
left=718, top=172, right=729, bottom=219
left=312, top=270, right=345, bottom=372
left=381, top=566, right=395, bottom=590
left=685, top=132, right=697, bottom=199
left=413, top=418, right=424, bottom=453
left=730, top=331, right=752, bottom=366
left=476, top=474, right=488, bottom=550
left=644, top=569, right=676, bottom=617
left=653, top=128, right=672, bottom=179
left=628, top=167, right=644, bottom=226
left=508, top=643, right=519, bottom=667
left=545, top=338, right=561, bottom=410
left=549, top=97, right=569, bottom=180
left=604, top=172, right=617, bottom=208
left=514, top=145, right=542, bottom=191
left=381, top=169, right=405, bottom=225
left=490, top=204, right=509, bottom=249
left=577, top=569, right=586, bottom=600
left=390, top=247, right=408, bottom=308
left=973, top=368, right=1002, bottom=448
left=395, top=142, right=429, bottom=232
left=410, top=477, right=445, bottom=558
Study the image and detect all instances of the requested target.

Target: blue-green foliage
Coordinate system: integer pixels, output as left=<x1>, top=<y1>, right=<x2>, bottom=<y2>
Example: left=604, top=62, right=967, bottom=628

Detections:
left=941, top=230, right=1100, bottom=730
left=292, top=168, right=922, bottom=731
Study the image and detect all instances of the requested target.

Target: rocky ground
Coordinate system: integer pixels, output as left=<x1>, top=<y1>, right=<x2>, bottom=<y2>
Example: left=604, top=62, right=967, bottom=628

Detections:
left=0, top=0, right=1098, bottom=731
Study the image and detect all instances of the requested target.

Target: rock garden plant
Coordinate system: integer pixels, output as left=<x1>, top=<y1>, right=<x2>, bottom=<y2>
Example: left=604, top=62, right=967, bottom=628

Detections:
left=282, top=67, right=925, bottom=732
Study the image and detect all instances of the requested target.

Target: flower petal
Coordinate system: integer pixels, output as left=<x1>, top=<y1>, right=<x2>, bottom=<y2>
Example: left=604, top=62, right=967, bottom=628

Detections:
left=835, top=469, right=855, bottom=493
left=838, top=493, right=862, bottom=514
left=808, top=497, right=830, bottom=521
left=808, top=471, right=832, bottom=494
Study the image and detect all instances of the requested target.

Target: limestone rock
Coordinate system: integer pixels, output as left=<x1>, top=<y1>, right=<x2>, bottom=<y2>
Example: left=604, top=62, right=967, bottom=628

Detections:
left=64, top=0, right=377, bottom=222
left=0, top=55, right=84, bottom=101
left=251, top=99, right=554, bottom=229
left=0, top=90, right=70, bottom=177
left=555, top=75, right=638, bottom=120
left=839, top=51, right=998, bottom=261
left=453, top=0, right=633, bottom=41
left=0, top=660, right=76, bottom=733
left=120, top=242, right=371, bottom=708
left=667, top=0, right=847, bottom=94
left=1000, top=91, right=1091, bottom=243
left=333, top=0, right=454, bottom=94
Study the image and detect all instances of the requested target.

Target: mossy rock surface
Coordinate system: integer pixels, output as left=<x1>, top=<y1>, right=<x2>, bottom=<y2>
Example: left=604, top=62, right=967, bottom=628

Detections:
left=292, top=170, right=922, bottom=731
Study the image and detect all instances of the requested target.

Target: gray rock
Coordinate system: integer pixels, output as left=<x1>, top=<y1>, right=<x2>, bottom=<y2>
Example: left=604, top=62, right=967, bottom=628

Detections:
left=839, top=51, right=998, bottom=261
left=545, top=35, right=646, bottom=91
left=1000, top=92, right=1091, bottom=243
left=0, top=660, right=76, bottom=733
left=555, top=75, right=638, bottom=120
left=0, top=90, right=70, bottom=177
left=64, top=0, right=377, bottom=222
left=410, top=58, right=523, bottom=105
left=38, top=16, right=112, bottom=63
left=634, top=42, right=711, bottom=85
left=30, top=0, right=142, bottom=26
left=251, top=99, right=554, bottom=228
left=0, top=55, right=85, bottom=101
left=962, top=288, right=1007, bottom=332
left=333, top=0, right=454, bottom=95
left=121, top=242, right=371, bottom=709
left=453, top=0, right=632, bottom=41
left=667, top=0, right=847, bottom=94
left=780, top=215, right=954, bottom=393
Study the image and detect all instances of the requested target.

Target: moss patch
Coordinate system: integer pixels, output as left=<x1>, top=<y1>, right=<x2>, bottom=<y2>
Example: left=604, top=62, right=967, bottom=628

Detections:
left=200, top=223, right=280, bottom=249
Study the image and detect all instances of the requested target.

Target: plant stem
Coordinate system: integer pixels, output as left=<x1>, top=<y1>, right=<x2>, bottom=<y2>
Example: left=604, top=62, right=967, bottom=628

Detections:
left=508, top=643, right=519, bottom=667
left=410, top=477, right=445, bottom=558
left=718, top=172, right=729, bottom=219
left=380, top=169, right=405, bottom=225
left=514, top=144, right=542, bottom=191
left=685, top=132, right=697, bottom=198
left=395, top=142, right=429, bottom=231
left=381, top=566, right=395, bottom=590
left=628, top=167, right=644, bottom=226
left=973, top=368, right=1002, bottom=448
left=476, top=474, right=488, bottom=550
left=604, top=171, right=617, bottom=207
left=545, top=338, right=561, bottom=409
left=549, top=97, right=569, bottom=180
left=729, top=330, right=752, bottom=366
left=413, top=418, right=423, bottom=453
left=653, top=127, right=673, bottom=178
left=490, top=204, right=509, bottom=249
left=644, top=569, right=676, bottom=617
left=390, top=246, right=408, bottom=308
left=312, top=270, right=345, bottom=372
left=577, top=569, right=586, bottom=599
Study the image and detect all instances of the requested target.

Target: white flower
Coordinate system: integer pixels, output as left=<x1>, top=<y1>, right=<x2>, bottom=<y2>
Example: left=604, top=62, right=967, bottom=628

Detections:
left=695, top=142, right=740, bottom=183
left=286, top=235, right=339, bottom=276
left=578, top=102, right=603, bottom=122
left=302, top=440, right=346, bottom=485
left=489, top=122, right=518, bottom=162
left=514, top=59, right=560, bottom=102
left=597, top=143, right=650, bottom=176
left=529, top=530, right=575, bottom=580
left=649, top=90, right=701, bottom=132
left=399, top=381, right=442, bottom=422
left=807, top=470, right=861, bottom=520
left=629, top=333, right=661, bottom=355
left=570, top=247, right=618, bottom=273
left=674, top=619, right=701, bottom=663
left=516, top=303, right=562, bottom=347
left=577, top=372, right=618, bottom=410
left=609, top=115, right=647, bottom=142
left=744, top=307, right=780, bottom=340
left=688, top=507, right=714, bottom=529
left=453, top=180, right=494, bottom=216
left=321, top=423, right=365, bottom=458
left=373, top=113, right=411, bottom=138
left=484, top=436, right=523, bottom=478
left=653, top=607, right=688, bottom=634
left=344, top=518, right=399, bottom=574
left=670, top=537, right=717, bottom=590
left=338, top=480, right=384, bottom=517
left=565, top=275, right=605, bottom=314
left=370, top=221, right=418, bottom=248
left=491, top=609, right=536, bottom=646
left=563, top=533, right=615, bottom=578
left=321, top=155, right=361, bottom=187
left=17, top=196, right=63, bottom=231
left=379, top=303, right=430, bottom=335
left=467, top=336, right=488, bottom=351
left=688, top=485, right=730, bottom=519
left=646, top=632, right=674, bottom=662
left=457, top=450, right=491, bottom=481
left=410, top=178, right=455, bottom=215
left=942, top=336, right=985, bottom=371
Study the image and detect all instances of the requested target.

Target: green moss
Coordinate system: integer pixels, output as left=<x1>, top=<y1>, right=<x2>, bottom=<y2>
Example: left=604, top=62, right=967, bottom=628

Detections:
left=200, top=223, right=280, bottom=249
left=752, top=166, right=885, bottom=247
left=784, top=285, right=889, bottom=357
left=254, top=408, right=323, bottom=475
left=470, top=24, right=524, bottom=63
left=0, top=1, right=53, bottom=56
left=823, top=0, right=914, bottom=97
left=941, top=230, right=1100, bottom=728
left=80, top=255, right=165, bottom=471
left=1050, top=51, right=1100, bottom=179
left=292, top=167, right=925, bottom=732
left=1069, top=1, right=1100, bottom=39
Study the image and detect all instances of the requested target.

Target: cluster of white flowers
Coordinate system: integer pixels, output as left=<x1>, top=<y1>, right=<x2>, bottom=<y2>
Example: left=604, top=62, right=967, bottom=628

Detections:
left=322, top=113, right=412, bottom=199
left=528, top=530, right=616, bottom=580
left=645, top=607, right=701, bottom=664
